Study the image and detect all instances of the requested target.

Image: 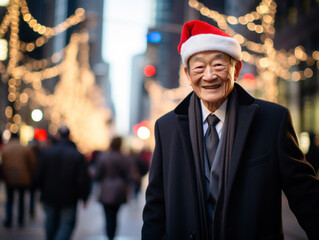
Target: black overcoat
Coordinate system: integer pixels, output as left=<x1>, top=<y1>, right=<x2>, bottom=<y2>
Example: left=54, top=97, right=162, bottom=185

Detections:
left=142, top=84, right=319, bottom=240
left=36, top=139, right=91, bottom=207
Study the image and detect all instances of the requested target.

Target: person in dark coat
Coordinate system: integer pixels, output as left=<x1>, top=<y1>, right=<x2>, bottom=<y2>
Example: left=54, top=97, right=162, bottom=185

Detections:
left=94, top=136, right=131, bottom=240
left=142, top=20, right=319, bottom=240
left=36, top=126, right=91, bottom=240
left=306, top=132, right=319, bottom=173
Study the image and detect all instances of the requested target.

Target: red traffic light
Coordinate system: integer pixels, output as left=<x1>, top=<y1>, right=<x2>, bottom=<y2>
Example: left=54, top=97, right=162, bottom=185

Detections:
left=242, top=73, right=255, bottom=80
left=143, top=65, right=156, bottom=77
left=34, top=128, right=47, bottom=141
left=133, top=121, right=151, bottom=140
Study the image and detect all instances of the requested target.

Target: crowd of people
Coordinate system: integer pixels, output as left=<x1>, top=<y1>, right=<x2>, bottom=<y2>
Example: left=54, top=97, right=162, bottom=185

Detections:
left=0, top=126, right=151, bottom=240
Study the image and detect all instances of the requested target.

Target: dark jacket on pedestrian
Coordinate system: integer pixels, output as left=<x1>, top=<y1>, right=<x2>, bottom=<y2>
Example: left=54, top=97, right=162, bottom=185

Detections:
left=1, top=138, right=36, bottom=187
left=142, top=84, right=319, bottom=240
left=95, top=150, right=131, bottom=205
left=306, top=133, right=319, bottom=173
left=36, top=138, right=91, bottom=207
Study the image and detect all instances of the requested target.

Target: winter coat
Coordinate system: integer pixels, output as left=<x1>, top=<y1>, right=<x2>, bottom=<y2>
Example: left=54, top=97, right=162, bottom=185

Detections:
left=95, top=151, right=131, bottom=205
left=1, top=139, right=36, bottom=187
left=36, top=139, right=91, bottom=207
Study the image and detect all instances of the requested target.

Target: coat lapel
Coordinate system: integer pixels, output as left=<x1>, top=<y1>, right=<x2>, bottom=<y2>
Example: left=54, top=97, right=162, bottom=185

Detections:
left=226, top=103, right=258, bottom=200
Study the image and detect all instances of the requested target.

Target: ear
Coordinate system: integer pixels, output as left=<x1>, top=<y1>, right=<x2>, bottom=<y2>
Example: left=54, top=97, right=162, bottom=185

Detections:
left=234, top=61, right=242, bottom=81
left=184, top=66, right=192, bottom=86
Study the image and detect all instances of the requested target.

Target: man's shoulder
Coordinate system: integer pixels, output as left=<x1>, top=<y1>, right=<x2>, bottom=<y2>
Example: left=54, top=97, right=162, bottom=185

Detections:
left=253, top=98, right=290, bottom=122
left=42, top=143, right=82, bottom=158
left=236, top=83, right=288, bottom=114
left=156, top=92, right=192, bottom=125
left=255, top=98, right=288, bottom=112
left=157, top=110, right=176, bottom=122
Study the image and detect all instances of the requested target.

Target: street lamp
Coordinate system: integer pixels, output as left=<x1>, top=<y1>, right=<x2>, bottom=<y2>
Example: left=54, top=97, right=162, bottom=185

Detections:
left=31, top=109, right=43, bottom=122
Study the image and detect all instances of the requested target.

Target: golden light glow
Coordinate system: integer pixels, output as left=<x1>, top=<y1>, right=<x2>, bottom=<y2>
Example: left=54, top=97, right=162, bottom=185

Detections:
left=8, top=93, right=16, bottom=102
left=20, top=92, right=29, bottom=104
left=13, top=114, right=21, bottom=124
left=10, top=123, right=19, bottom=133
left=28, top=31, right=112, bottom=153
left=18, top=1, right=86, bottom=51
left=5, top=106, right=13, bottom=118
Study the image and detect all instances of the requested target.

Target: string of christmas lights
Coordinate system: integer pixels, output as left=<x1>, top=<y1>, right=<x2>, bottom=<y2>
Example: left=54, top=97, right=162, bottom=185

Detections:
left=19, top=0, right=85, bottom=52
left=28, top=31, right=111, bottom=153
left=1, top=0, right=86, bottom=133
left=1, top=0, right=112, bottom=153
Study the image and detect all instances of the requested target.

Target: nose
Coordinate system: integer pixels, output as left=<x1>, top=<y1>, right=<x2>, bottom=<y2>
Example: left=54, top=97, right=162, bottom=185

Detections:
left=202, top=66, right=217, bottom=81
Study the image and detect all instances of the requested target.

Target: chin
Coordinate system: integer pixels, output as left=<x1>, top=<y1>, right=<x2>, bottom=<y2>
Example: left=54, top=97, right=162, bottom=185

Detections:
left=204, top=94, right=223, bottom=103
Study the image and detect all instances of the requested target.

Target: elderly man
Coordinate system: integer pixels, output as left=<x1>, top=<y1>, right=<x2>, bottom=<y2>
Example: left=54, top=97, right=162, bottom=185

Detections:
left=142, top=20, right=319, bottom=240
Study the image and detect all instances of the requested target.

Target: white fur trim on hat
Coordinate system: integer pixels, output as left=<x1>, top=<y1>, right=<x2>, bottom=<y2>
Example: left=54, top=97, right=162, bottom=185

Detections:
left=180, top=34, right=241, bottom=66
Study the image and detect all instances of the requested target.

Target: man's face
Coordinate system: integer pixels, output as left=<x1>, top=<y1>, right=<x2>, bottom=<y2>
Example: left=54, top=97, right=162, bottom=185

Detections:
left=184, top=51, right=241, bottom=111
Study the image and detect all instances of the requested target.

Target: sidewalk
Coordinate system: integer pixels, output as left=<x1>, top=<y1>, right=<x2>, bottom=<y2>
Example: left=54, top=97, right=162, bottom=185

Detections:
left=0, top=182, right=144, bottom=240
left=0, top=181, right=307, bottom=240
left=71, top=183, right=144, bottom=240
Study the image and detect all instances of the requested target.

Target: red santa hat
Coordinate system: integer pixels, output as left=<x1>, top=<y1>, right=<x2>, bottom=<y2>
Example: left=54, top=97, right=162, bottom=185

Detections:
left=178, top=20, right=242, bottom=65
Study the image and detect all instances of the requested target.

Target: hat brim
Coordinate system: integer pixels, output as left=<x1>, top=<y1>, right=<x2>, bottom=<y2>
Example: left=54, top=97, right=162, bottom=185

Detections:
left=180, top=34, right=241, bottom=66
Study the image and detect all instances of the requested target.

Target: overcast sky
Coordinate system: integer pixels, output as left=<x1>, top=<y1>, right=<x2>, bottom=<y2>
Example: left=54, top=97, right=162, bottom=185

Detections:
left=102, top=0, right=151, bottom=135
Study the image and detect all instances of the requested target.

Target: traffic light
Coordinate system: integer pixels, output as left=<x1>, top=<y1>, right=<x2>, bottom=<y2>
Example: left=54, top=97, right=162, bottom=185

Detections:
left=143, top=65, right=156, bottom=77
left=34, top=128, right=47, bottom=141
left=133, top=120, right=151, bottom=140
left=147, top=31, right=162, bottom=44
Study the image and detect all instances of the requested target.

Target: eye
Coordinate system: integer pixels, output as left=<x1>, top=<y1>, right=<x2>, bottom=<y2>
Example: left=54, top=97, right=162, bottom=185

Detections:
left=213, top=62, right=226, bottom=70
left=192, top=65, right=205, bottom=72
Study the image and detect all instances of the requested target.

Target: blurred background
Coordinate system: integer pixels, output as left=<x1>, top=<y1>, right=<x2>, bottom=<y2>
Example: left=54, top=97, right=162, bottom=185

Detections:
left=0, top=0, right=318, bottom=153
left=0, top=0, right=318, bottom=239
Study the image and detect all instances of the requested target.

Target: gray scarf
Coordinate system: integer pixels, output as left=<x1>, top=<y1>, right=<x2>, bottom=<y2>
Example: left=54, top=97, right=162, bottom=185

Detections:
left=188, top=88, right=238, bottom=240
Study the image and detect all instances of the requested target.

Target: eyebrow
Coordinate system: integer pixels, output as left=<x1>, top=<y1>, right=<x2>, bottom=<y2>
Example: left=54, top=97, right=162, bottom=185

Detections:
left=191, top=53, right=227, bottom=63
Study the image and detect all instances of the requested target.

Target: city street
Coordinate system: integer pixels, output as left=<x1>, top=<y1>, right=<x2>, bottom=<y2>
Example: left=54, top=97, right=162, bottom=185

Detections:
left=0, top=179, right=308, bottom=240
left=0, top=182, right=145, bottom=240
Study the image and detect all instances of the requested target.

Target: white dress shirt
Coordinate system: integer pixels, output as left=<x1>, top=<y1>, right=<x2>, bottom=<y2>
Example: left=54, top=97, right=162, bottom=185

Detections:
left=201, top=99, right=228, bottom=138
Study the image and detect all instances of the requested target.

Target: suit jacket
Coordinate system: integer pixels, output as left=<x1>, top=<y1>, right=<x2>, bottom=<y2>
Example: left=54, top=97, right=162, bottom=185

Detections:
left=142, top=84, right=319, bottom=240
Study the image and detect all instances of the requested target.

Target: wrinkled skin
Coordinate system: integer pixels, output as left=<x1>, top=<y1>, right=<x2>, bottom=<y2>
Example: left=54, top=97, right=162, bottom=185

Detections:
left=184, top=51, right=242, bottom=112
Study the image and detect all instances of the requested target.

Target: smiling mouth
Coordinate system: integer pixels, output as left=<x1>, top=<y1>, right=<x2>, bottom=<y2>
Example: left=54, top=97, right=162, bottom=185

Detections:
left=203, top=84, right=221, bottom=89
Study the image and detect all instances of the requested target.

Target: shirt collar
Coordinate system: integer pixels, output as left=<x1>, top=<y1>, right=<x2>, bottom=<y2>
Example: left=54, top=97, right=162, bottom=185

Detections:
left=201, top=98, right=228, bottom=124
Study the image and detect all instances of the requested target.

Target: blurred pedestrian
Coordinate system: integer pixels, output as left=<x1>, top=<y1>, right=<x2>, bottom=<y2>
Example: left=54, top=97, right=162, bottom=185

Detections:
left=306, top=132, right=319, bottom=173
left=0, top=133, right=36, bottom=228
left=0, top=131, right=4, bottom=151
left=129, top=147, right=150, bottom=199
left=36, top=126, right=91, bottom=240
left=28, top=138, right=42, bottom=219
left=142, top=20, right=319, bottom=240
left=94, top=136, right=131, bottom=240
left=0, top=131, right=4, bottom=181
left=46, top=134, right=57, bottom=148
